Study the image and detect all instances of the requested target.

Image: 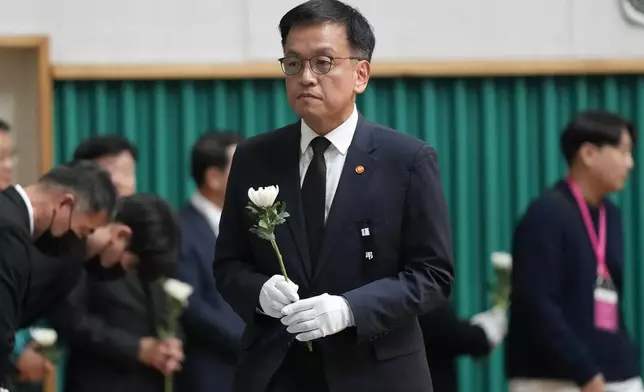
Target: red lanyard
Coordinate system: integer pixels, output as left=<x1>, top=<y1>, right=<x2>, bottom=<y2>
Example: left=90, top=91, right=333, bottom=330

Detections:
left=567, top=177, right=610, bottom=280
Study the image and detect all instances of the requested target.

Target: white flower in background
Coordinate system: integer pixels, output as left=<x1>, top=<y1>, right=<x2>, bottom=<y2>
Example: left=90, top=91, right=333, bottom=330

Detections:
left=491, top=251, right=512, bottom=270
left=162, top=279, right=193, bottom=306
left=30, top=328, right=58, bottom=347
left=159, top=278, right=193, bottom=392
left=248, top=186, right=280, bottom=208
left=490, top=251, right=512, bottom=310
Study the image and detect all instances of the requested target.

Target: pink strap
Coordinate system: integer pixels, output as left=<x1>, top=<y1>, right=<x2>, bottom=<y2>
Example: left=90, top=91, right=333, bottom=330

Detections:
left=567, top=177, right=609, bottom=279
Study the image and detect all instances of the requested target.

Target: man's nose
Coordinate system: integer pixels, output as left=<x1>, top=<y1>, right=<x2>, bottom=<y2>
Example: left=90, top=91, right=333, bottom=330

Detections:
left=299, top=62, right=317, bottom=85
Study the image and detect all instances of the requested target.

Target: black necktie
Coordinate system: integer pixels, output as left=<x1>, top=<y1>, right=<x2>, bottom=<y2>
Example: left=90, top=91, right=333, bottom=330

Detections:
left=302, top=136, right=331, bottom=267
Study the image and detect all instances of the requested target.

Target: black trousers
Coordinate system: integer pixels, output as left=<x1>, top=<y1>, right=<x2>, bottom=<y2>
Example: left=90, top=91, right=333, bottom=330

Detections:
left=267, top=343, right=329, bottom=392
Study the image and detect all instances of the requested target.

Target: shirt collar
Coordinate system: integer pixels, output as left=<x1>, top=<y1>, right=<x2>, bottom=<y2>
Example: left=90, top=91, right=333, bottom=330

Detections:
left=14, top=184, right=34, bottom=235
left=300, top=104, right=358, bottom=155
left=190, top=192, right=222, bottom=236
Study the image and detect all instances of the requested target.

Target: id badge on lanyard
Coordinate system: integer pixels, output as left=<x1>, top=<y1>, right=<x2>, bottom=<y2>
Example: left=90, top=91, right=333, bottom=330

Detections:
left=568, top=178, right=619, bottom=333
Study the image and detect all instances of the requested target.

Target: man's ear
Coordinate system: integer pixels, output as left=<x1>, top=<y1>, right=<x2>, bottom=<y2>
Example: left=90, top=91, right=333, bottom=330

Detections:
left=61, top=192, right=76, bottom=208
left=578, top=142, right=599, bottom=167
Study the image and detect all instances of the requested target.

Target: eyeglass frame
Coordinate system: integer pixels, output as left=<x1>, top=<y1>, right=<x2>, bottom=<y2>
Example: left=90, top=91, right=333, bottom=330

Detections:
left=277, top=55, right=365, bottom=76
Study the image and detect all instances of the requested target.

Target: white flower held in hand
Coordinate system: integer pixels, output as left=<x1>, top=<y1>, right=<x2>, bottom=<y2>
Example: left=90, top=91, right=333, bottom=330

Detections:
left=491, top=251, right=512, bottom=270
left=163, top=278, right=194, bottom=306
left=248, top=186, right=280, bottom=208
left=30, top=327, right=58, bottom=347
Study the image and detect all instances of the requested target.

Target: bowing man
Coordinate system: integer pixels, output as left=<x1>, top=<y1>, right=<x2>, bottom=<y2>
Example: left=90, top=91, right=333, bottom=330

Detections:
left=0, top=160, right=117, bottom=383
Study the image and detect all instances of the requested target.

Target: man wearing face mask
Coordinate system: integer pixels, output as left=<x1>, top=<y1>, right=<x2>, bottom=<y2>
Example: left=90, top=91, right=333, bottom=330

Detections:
left=0, top=160, right=117, bottom=385
left=42, top=135, right=184, bottom=392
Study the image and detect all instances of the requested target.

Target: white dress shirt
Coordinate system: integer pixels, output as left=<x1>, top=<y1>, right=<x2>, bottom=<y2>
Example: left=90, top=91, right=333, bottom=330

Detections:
left=14, top=184, right=34, bottom=235
left=190, top=192, right=222, bottom=237
left=299, top=104, right=358, bottom=221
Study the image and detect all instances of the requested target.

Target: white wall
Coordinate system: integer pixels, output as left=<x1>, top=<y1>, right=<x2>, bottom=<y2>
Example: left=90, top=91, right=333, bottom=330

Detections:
left=0, top=49, right=40, bottom=185
left=2, top=0, right=643, bottom=64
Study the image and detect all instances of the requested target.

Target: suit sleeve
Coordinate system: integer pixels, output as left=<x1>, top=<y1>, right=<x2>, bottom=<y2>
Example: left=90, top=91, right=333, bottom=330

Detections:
left=48, top=272, right=142, bottom=369
left=343, top=144, right=454, bottom=342
left=418, top=303, right=491, bottom=358
left=511, top=202, right=599, bottom=386
left=0, top=228, right=30, bottom=381
left=213, top=145, right=271, bottom=324
left=178, top=245, right=243, bottom=360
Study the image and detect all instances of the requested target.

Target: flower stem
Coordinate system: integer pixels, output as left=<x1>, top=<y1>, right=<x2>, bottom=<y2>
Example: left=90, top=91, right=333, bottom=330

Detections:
left=270, top=238, right=289, bottom=282
left=269, top=238, right=312, bottom=353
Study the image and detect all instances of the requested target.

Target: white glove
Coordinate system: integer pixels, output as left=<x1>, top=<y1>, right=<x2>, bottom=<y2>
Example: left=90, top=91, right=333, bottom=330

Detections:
left=258, top=275, right=300, bottom=318
left=470, top=306, right=508, bottom=348
left=280, top=293, right=355, bottom=342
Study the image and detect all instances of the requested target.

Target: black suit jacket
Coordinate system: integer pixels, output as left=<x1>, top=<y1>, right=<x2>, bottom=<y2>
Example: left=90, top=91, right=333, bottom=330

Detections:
left=176, top=204, right=244, bottom=392
left=0, top=187, right=35, bottom=382
left=50, top=271, right=169, bottom=392
left=420, top=303, right=492, bottom=392
left=214, top=117, right=454, bottom=392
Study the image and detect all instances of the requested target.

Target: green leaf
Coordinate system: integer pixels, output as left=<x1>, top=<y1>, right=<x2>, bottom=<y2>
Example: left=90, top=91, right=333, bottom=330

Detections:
left=249, top=226, right=275, bottom=241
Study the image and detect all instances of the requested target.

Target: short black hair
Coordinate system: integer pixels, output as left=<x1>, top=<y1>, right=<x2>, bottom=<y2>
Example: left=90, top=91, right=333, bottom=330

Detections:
left=279, top=0, right=376, bottom=62
left=38, top=160, right=118, bottom=215
left=190, top=131, right=244, bottom=186
left=114, top=193, right=180, bottom=280
left=73, top=135, right=138, bottom=163
left=560, top=110, right=637, bottom=165
left=0, top=119, right=10, bottom=132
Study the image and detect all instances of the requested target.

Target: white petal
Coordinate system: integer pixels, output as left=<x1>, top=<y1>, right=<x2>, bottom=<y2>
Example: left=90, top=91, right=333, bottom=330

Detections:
left=163, top=278, right=194, bottom=304
left=30, top=328, right=58, bottom=347
left=491, top=252, right=512, bottom=270
left=248, top=188, right=260, bottom=207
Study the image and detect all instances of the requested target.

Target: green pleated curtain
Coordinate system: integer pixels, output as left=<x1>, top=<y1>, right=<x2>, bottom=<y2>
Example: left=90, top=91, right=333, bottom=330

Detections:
left=53, top=75, right=644, bottom=392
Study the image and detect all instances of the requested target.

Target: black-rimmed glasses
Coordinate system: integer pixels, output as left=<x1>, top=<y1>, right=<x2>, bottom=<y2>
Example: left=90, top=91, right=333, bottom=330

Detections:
left=278, top=55, right=363, bottom=76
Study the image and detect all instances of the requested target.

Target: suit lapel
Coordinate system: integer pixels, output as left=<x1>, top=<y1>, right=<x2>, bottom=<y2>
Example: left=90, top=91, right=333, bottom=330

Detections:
left=272, top=123, right=313, bottom=281
left=313, top=119, right=378, bottom=281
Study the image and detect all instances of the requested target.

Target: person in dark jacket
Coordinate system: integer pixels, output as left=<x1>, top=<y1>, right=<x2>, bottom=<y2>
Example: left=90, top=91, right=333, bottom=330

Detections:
left=421, top=301, right=507, bottom=392
left=176, top=131, right=245, bottom=392
left=506, top=110, right=642, bottom=392
left=49, top=136, right=184, bottom=392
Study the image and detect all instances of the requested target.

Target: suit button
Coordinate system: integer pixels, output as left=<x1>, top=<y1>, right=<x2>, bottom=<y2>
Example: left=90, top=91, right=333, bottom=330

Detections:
left=312, top=291, right=319, bottom=296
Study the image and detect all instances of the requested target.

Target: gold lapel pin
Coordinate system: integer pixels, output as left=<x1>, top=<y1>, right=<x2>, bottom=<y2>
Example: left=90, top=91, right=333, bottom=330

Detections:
left=355, top=165, right=365, bottom=174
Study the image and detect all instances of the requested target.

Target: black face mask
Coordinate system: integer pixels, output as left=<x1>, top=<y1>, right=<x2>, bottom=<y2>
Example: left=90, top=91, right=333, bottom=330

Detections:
left=84, top=255, right=127, bottom=282
left=35, top=229, right=86, bottom=261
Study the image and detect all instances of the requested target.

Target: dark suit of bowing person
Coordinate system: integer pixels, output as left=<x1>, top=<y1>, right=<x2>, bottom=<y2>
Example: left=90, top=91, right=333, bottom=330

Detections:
left=0, top=161, right=117, bottom=388
left=213, top=2, right=454, bottom=392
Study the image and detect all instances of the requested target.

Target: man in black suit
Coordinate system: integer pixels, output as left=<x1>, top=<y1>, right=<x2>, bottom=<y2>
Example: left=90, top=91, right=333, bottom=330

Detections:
left=48, top=135, right=184, bottom=392
left=177, top=132, right=245, bottom=392
left=0, top=161, right=117, bottom=383
left=213, top=1, right=454, bottom=391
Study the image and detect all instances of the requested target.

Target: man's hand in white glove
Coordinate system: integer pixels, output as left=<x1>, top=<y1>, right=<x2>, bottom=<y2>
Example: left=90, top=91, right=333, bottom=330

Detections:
left=280, top=293, right=355, bottom=342
left=258, top=275, right=300, bottom=318
left=470, top=306, right=508, bottom=348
